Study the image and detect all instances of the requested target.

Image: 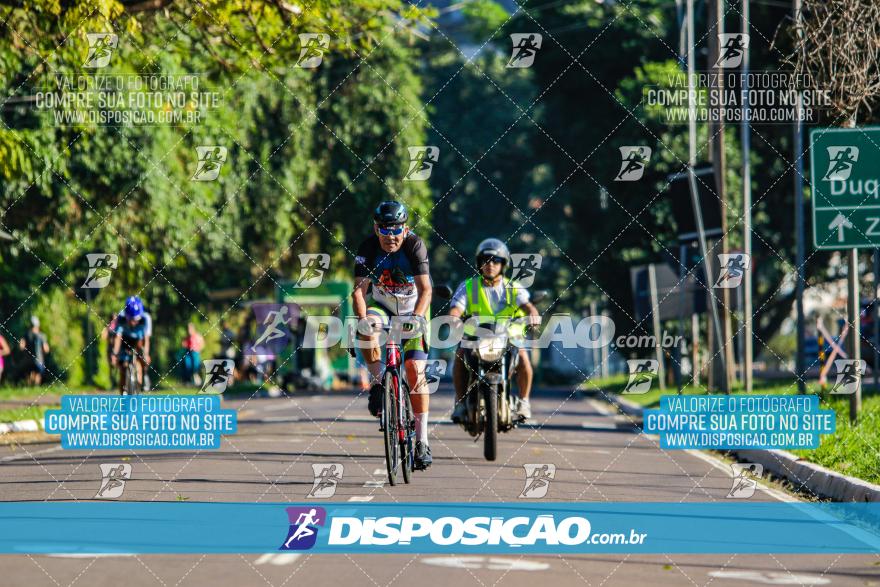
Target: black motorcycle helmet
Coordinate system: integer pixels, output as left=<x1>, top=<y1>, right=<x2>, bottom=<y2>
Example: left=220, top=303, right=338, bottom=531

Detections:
left=373, top=201, right=408, bottom=226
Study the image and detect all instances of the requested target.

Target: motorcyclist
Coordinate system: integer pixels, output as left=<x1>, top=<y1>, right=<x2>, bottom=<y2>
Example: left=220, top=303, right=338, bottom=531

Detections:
left=447, top=239, right=540, bottom=423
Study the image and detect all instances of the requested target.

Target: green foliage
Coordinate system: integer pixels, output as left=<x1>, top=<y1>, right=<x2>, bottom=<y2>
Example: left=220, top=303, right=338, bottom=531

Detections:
left=461, top=0, right=510, bottom=42
left=0, top=0, right=432, bottom=384
left=32, top=288, right=86, bottom=388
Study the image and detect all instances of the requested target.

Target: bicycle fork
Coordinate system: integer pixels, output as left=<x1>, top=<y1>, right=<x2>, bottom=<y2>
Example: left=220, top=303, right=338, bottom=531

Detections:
left=386, top=341, right=407, bottom=443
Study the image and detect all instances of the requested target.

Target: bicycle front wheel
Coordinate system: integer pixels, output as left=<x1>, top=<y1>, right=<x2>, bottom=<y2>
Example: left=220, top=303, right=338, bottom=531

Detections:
left=122, top=363, right=138, bottom=396
left=400, top=380, right=413, bottom=484
left=383, top=371, right=400, bottom=486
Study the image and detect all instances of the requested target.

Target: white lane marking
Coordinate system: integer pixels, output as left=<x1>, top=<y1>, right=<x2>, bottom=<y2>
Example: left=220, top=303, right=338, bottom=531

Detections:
left=684, top=449, right=796, bottom=503
left=46, top=553, right=135, bottom=558
left=348, top=496, right=373, bottom=502
left=236, top=438, right=304, bottom=443
left=372, top=468, right=385, bottom=476
left=256, top=402, right=301, bottom=413
left=254, top=416, right=301, bottom=423
left=340, top=416, right=376, bottom=422
left=0, top=445, right=64, bottom=463
left=422, top=557, right=549, bottom=571
left=588, top=399, right=615, bottom=416
left=255, top=553, right=303, bottom=566
left=708, top=570, right=830, bottom=584
left=363, top=481, right=384, bottom=488
left=580, top=422, right=618, bottom=430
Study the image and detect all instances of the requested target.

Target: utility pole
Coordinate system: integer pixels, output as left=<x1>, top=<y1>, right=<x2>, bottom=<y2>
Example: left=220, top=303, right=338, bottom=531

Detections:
left=687, top=0, right=728, bottom=392
left=793, top=0, right=807, bottom=394
left=707, top=0, right=733, bottom=391
left=741, top=0, right=754, bottom=392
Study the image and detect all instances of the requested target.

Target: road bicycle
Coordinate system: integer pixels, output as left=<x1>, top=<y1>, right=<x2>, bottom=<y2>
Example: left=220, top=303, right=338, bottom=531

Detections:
left=379, top=329, right=416, bottom=485
left=351, top=319, right=419, bottom=485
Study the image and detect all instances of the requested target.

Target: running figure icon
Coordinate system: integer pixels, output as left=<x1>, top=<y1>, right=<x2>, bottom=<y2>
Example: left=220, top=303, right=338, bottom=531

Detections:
left=284, top=508, right=320, bottom=548
left=254, top=306, right=292, bottom=346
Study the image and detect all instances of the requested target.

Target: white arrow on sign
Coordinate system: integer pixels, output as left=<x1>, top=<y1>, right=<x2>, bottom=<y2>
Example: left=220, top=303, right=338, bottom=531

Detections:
left=828, top=213, right=854, bottom=242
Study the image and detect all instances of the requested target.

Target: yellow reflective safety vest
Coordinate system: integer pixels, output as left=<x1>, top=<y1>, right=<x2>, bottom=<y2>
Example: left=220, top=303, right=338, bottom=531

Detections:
left=463, top=277, right=527, bottom=337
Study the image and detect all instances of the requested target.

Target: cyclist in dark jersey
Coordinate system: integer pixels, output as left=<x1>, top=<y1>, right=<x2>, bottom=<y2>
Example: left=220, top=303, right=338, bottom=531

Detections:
left=353, top=201, right=434, bottom=469
left=111, top=296, right=149, bottom=393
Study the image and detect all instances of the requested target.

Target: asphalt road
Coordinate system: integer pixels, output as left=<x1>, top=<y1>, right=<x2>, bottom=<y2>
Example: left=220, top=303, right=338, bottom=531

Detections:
left=1, top=385, right=878, bottom=586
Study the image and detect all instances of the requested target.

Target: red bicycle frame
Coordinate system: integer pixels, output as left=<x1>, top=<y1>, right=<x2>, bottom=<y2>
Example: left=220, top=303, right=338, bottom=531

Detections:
left=385, top=339, right=406, bottom=442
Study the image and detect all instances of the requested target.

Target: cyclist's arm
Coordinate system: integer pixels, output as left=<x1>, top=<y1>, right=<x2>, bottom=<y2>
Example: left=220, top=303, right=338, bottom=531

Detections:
left=413, top=274, right=432, bottom=317
left=447, top=281, right=467, bottom=322
left=519, top=301, right=541, bottom=327
left=112, top=330, right=121, bottom=360
left=352, top=276, right=371, bottom=320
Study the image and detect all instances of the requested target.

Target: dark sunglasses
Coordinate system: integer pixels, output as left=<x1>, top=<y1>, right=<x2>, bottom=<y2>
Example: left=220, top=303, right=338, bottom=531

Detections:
left=479, top=255, right=506, bottom=265
left=377, top=225, right=405, bottom=236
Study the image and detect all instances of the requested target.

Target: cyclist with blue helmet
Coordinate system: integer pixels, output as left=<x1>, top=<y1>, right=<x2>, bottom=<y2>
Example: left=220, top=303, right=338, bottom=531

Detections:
left=111, top=296, right=151, bottom=393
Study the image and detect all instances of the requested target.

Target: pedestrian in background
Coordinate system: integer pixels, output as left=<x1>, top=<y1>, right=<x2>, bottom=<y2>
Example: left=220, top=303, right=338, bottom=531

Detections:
left=19, top=316, right=49, bottom=386
left=0, top=331, right=10, bottom=384
left=180, top=323, right=205, bottom=385
left=100, top=313, right=119, bottom=390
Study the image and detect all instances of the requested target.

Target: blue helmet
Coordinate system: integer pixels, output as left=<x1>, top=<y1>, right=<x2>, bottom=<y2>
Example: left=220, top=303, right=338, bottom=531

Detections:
left=124, top=296, right=144, bottom=320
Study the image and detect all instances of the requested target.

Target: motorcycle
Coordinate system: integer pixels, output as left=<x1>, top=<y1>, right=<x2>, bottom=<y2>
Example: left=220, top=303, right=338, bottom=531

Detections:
left=436, top=286, right=546, bottom=461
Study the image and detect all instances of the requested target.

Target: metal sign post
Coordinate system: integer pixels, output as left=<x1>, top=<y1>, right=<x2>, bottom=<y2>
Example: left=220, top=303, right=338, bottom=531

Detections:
left=648, top=264, right=667, bottom=390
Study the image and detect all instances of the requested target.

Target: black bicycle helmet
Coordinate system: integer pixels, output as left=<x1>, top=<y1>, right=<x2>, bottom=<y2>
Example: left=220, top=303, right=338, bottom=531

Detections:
left=373, top=201, right=408, bottom=225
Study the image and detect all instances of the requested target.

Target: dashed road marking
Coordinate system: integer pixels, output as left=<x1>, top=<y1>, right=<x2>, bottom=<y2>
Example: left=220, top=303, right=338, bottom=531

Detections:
left=708, top=570, right=830, bottom=584
left=422, top=557, right=549, bottom=571
left=255, top=553, right=303, bottom=566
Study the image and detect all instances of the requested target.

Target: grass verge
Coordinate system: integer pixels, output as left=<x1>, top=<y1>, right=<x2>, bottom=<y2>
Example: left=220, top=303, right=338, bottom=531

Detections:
left=584, top=375, right=880, bottom=485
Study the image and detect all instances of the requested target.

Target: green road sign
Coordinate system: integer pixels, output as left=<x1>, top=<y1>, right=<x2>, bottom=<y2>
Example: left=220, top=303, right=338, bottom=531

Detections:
left=810, top=126, right=880, bottom=250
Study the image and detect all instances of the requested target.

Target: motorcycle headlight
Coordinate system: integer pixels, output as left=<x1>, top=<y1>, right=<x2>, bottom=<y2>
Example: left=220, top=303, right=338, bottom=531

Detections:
left=477, top=336, right=507, bottom=362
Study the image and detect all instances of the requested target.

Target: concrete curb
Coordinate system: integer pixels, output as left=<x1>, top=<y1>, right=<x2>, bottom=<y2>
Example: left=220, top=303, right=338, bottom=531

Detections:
left=0, top=419, right=41, bottom=434
left=598, top=391, right=880, bottom=502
